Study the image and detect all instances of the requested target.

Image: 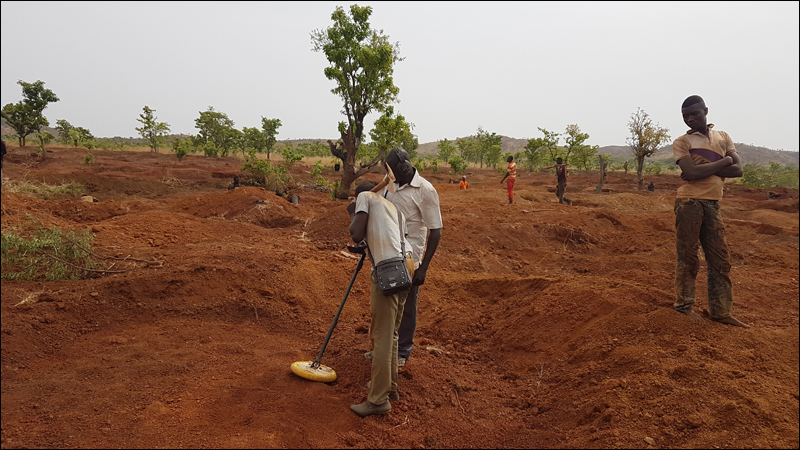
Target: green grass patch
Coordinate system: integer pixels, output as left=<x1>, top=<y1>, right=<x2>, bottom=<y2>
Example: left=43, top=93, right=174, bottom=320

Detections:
left=4, top=180, right=86, bottom=200
left=1, top=223, right=101, bottom=281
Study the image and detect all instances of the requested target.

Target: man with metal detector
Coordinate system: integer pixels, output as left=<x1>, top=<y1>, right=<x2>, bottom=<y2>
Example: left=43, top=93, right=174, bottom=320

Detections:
left=370, top=146, right=443, bottom=368
left=347, top=181, right=415, bottom=417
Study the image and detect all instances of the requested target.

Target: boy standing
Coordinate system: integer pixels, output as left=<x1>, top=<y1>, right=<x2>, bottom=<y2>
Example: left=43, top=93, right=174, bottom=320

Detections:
left=543, top=158, right=571, bottom=205
left=672, top=95, right=748, bottom=327
left=500, top=156, right=517, bottom=204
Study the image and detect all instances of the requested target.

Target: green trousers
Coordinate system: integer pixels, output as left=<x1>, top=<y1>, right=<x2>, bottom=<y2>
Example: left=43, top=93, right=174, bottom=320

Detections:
left=673, top=198, right=734, bottom=319
left=367, top=271, right=408, bottom=405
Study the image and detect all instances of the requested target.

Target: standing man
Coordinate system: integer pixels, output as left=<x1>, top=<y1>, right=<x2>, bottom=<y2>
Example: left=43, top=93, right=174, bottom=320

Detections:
left=347, top=182, right=414, bottom=417
left=374, top=146, right=443, bottom=367
left=500, top=155, right=517, bottom=204
left=672, top=95, right=748, bottom=327
left=543, top=157, right=572, bottom=205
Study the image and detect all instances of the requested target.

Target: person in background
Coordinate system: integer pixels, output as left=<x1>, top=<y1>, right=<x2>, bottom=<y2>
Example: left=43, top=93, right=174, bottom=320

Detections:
left=543, top=158, right=572, bottom=205
left=500, top=155, right=517, bottom=204
left=459, top=175, right=469, bottom=190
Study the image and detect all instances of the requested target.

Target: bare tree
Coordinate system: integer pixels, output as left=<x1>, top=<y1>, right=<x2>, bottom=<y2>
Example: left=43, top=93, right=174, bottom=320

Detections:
left=626, top=108, right=670, bottom=190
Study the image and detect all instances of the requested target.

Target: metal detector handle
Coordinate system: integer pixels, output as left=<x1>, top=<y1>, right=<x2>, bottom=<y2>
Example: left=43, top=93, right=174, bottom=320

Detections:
left=312, top=252, right=366, bottom=368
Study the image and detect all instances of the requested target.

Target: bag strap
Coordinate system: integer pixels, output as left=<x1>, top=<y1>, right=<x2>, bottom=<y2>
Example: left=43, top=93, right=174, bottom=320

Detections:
left=364, top=206, right=406, bottom=264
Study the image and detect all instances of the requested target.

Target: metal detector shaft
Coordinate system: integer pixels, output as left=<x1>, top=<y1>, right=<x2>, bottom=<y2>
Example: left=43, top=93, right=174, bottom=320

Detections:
left=312, top=252, right=366, bottom=367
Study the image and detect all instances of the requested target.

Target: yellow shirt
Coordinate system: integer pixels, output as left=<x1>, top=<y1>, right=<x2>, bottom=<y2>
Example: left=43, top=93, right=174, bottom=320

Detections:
left=673, top=124, right=736, bottom=200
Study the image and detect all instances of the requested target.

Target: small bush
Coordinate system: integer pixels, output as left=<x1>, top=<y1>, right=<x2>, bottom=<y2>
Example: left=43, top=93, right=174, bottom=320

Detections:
left=241, top=159, right=289, bottom=191
left=83, top=153, right=94, bottom=165
left=4, top=180, right=86, bottom=200
left=1, top=224, right=101, bottom=281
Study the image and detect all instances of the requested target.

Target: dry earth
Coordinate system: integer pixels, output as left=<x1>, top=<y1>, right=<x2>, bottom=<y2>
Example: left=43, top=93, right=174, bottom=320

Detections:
left=1, top=146, right=798, bottom=449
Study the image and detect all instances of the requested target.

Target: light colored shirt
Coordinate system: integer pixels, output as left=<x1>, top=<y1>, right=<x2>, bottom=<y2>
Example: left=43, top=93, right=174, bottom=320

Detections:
left=673, top=124, right=737, bottom=200
left=355, top=192, right=412, bottom=266
left=506, top=161, right=517, bottom=179
left=381, top=170, right=443, bottom=267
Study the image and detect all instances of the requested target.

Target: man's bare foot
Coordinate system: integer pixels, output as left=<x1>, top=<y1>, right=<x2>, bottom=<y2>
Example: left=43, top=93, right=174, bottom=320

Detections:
left=680, top=309, right=705, bottom=323
left=711, top=316, right=750, bottom=328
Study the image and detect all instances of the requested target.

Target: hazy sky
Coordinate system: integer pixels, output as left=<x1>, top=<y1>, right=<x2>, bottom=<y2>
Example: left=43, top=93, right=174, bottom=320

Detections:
left=2, top=1, right=798, bottom=151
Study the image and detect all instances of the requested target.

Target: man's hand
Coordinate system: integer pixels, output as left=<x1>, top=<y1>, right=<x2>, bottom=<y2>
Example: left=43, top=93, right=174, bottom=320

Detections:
left=412, top=266, right=427, bottom=286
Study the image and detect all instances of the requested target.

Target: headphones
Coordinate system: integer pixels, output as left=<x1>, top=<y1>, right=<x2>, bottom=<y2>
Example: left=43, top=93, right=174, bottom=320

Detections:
left=389, top=147, right=413, bottom=173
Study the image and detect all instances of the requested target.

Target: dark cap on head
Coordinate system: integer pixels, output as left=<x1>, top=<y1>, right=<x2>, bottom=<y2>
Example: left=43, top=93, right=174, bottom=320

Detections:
left=556, top=157, right=563, bottom=164
left=682, top=95, right=705, bottom=109
left=355, top=182, right=375, bottom=197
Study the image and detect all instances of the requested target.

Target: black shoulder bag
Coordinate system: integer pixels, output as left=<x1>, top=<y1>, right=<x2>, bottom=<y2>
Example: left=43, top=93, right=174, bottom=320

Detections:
left=368, top=208, right=412, bottom=296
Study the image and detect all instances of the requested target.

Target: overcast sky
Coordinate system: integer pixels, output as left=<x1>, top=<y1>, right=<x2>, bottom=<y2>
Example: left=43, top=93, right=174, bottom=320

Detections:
left=2, top=1, right=798, bottom=151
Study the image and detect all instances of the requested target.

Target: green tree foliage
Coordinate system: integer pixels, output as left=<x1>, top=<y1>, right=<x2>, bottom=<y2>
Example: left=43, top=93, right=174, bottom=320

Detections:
left=311, top=4, right=403, bottom=197
left=281, top=144, right=304, bottom=167
left=437, top=138, right=456, bottom=163
left=1, top=80, right=59, bottom=147
left=55, top=119, right=74, bottom=145
left=171, top=137, right=194, bottom=161
left=261, top=117, right=282, bottom=160
left=456, top=136, right=478, bottom=165
left=67, top=127, right=94, bottom=148
left=240, top=159, right=289, bottom=191
left=194, top=107, right=237, bottom=157
left=742, top=162, right=799, bottom=189
left=530, top=127, right=562, bottom=165
left=369, top=106, right=418, bottom=157
left=626, top=107, right=671, bottom=189
left=242, top=126, right=267, bottom=160
left=448, top=155, right=468, bottom=174
left=476, top=127, right=503, bottom=168
left=135, top=106, right=170, bottom=153
left=564, top=124, right=598, bottom=171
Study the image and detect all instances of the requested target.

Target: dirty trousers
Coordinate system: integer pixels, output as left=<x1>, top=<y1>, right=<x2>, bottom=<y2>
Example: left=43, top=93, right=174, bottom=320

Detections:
left=557, top=182, right=571, bottom=204
left=506, top=178, right=515, bottom=201
left=673, top=198, right=734, bottom=319
left=367, top=270, right=409, bottom=405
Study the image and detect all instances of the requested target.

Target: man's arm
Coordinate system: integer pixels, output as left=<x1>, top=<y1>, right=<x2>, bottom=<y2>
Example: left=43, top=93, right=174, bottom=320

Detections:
left=500, top=172, right=509, bottom=184
left=348, top=201, right=368, bottom=242
left=714, top=152, right=743, bottom=178
left=678, top=156, right=733, bottom=182
left=412, top=228, right=441, bottom=286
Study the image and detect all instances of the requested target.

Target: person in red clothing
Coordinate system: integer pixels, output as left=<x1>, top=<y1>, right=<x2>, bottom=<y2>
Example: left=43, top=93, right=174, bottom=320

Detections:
left=459, top=175, right=468, bottom=190
left=499, top=155, right=516, bottom=204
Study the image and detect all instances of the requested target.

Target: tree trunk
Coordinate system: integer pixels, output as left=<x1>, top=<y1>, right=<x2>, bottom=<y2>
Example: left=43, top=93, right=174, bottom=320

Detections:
left=596, top=155, right=607, bottom=193
left=636, top=156, right=645, bottom=190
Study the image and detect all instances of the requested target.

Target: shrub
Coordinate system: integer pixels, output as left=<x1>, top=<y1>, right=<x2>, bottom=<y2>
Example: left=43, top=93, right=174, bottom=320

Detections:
left=742, top=162, right=799, bottom=189
left=1, top=224, right=101, bottom=281
left=241, top=159, right=289, bottom=191
left=310, top=160, right=324, bottom=178
left=448, top=156, right=468, bottom=174
left=83, top=153, right=94, bottom=165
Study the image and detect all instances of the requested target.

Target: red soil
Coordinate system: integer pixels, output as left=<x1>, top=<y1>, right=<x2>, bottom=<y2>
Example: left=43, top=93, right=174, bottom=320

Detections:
left=1, top=146, right=798, bottom=449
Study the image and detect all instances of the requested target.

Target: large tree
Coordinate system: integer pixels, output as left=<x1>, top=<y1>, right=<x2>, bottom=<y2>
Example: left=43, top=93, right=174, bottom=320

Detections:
left=194, top=107, right=237, bottom=157
left=626, top=108, right=671, bottom=189
left=0, top=80, right=59, bottom=147
left=311, top=4, right=403, bottom=198
left=436, top=138, right=456, bottom=164
left=135, top=106, right=170, bottom=153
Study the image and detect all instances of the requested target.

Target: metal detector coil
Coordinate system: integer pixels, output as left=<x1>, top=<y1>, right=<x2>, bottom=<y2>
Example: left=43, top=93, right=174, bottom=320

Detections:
left=291, top=251, right=366, bottom=383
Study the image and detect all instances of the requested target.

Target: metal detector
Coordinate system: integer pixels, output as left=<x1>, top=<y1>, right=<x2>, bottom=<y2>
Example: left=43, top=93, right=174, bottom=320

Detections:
left=291, top=244, right=366, bottom=383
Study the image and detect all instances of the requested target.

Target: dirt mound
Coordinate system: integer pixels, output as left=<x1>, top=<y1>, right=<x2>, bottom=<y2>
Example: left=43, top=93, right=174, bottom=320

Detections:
left=1, top=146, right=798, bottom=449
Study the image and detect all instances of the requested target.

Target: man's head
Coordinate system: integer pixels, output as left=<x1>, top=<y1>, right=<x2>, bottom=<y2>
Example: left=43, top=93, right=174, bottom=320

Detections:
left=507, top=155, right=514, bottom=163
left=681, top=95, right=708, bottom=132
left=355, top=181, right=375, bottom=198
left=385, top=146, right=414, bottom=185
left=462, top=175, right=466, bottom=181
left=556, top=157, right=563, bottom=164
